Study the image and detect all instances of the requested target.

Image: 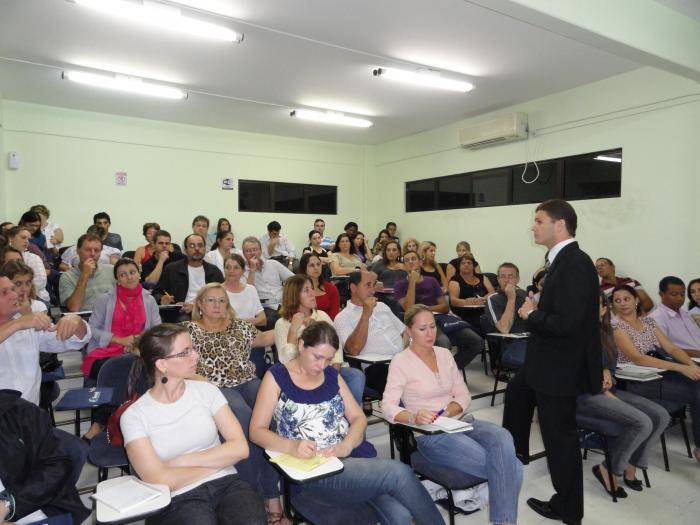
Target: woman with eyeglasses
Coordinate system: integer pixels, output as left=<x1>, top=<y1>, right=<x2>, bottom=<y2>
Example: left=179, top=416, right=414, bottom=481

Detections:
left=82, top=258, right=161, bottom=441
left=250, top=321, right=444, bottom=525
left=181, top=283, right=290, bottom=524
left=610, top=284, right=700, bottom=465
left=121, top=323, right=267, bottom=525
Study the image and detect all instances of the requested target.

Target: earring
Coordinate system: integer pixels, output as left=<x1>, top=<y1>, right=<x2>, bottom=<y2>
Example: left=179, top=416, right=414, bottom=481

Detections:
left=161, top=371, right=168, bottom=384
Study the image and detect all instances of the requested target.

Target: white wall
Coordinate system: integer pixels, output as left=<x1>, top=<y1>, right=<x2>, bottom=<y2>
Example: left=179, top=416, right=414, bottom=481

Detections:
left=371, top=67, right=700, bottom=294
left=1, top=102, right=368, bottom=251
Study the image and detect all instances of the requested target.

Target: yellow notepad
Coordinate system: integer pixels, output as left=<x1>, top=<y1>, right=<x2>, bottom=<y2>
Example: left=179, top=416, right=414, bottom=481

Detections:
left=270, top=453, right=330, bottom=472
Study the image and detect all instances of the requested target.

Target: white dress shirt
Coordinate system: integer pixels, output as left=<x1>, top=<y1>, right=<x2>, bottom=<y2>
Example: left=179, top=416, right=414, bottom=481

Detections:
left=334, top=301, right=405, bottom=357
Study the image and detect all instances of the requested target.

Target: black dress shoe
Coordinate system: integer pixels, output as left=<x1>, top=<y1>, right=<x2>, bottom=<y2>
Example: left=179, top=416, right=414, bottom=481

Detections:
left=562, top=519, right=581, bottom=525
left=526, top=498, right=561, bottom=520
left=623, top=476, right=643, bottom=491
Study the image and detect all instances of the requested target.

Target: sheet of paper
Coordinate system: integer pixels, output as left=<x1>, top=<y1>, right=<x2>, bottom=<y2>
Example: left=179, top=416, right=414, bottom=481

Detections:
left=270, top=453, right=330, bottom=472
left=92, top=478, right=162, bottom=513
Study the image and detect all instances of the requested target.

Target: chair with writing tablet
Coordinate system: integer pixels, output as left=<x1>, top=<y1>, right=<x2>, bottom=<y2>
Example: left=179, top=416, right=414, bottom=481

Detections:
left=92, top=475, right=170, bottom=525
left=388, top=421, right=486, bottom=525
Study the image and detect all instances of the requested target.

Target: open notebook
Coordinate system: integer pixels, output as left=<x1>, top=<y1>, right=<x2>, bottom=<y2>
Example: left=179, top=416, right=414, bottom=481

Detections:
left=91, top=478, right=162, bottom=513
left=414, top=416, right=473, bottom=434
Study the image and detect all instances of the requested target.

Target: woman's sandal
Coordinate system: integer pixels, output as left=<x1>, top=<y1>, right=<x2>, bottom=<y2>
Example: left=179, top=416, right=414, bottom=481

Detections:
left=266, top=511, right=292, bottom=525
left=623, top=476, right=643, bottom=491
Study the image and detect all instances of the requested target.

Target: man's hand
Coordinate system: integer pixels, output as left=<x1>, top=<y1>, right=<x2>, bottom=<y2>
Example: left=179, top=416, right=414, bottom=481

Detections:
left=518, top=297, right=536, bottom=319
left=157, top=250, right=170, bottom=263
left=504, top=282, right=516, bottom=301
left=248, top=257, right=259, bottom=271
left=408, top=269, right=421, bottom=284
left=51, top=314, right=85, bottom=341
left=181, top=303, right=194, bottom=314
left=19, top=312, right=53, bottom=331
left=78, top=258, right=97, bottom=277
left=160, top=293, right=175, bottom=305
left=362, top=297, right=377, bottom=315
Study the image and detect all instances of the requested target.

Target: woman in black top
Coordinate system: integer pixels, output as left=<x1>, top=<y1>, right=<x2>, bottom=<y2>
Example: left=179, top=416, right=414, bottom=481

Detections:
left=446, top=241, right=482, bottom=282
left=449, top=253, right=494, bottom=331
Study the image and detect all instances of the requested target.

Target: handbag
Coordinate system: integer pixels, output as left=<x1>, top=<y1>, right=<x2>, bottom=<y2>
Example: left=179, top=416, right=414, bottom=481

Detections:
left=106, top=391, right=140, bottom=447
left=434, top=313, right=469, bottom=334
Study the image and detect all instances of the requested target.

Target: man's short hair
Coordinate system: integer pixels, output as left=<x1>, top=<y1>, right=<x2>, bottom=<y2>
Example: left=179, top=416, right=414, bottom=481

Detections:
left=183, top=233, right=206, bottom=248
left=536, top=199, right=577, bottom=237
left=77, top=233, right=103, bottom=249
left=267, top=221, right=281, bottom=233
left=87, top=225, right=105, bottom=237
left=497, top=262, right=520, bottom=276
left=192, top=215, right=209, bottom=227
left=241, top=236, right=261, bottom=249
left=314, top=218, right=325, bottom=226
left=93, top=212, right=111, bottom=224
left=659, top=276, right=685, bottom=293
left=153, top=229, right=171, bottom=242
left=347, top=270, right=364, bottom=289
left=385, top=221, right=397, bottom=229
left=344, top=221, right=358, bottom=231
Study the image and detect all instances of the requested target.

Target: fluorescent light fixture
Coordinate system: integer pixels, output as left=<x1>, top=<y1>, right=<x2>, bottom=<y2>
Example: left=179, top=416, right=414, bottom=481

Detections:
left=373, top=67, right=473, bottom=93
left=63, top=70, right=188, bottom=100
left=70, top=0, right=243, bottom=43
left=290, top=109, right=373, bottom=128
left=594, top=155, right=622, bottom=163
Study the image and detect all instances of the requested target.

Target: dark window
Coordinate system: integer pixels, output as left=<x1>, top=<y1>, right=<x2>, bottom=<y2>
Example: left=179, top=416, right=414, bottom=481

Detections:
left=238, top=180, right=337, bottom=214
left=405, top=148, right=621, bottom=212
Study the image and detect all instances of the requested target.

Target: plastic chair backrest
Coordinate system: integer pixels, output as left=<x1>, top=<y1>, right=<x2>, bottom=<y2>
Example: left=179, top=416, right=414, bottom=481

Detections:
left=96, top=354, right=140, bottom=404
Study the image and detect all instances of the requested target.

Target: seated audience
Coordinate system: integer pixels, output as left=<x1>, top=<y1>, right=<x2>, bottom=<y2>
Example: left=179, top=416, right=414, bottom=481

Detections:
left=369, top=239, right=406, bottom=288
left=6, top=226, right=49, bottom=302
left=274, top=275, right=365, bottom=405
left=0, top=261, right=47, bottom=315
left=578, top=293, right=669, bottom=497
left=0, top=275, right=90, bottom=486
left=83, top=258, right=161, bottom=440
left=343, top=221, right=359, bottom=239
left=241, top=236, right=293, bottom=330
left=94, top=211, right=123, bottom=250
left=386, top=221, right=399, bottom=242
left=485, top=263, right=528, bottom=366
left=449, top=253, right=495, bottom=332
left=261, top=220, right=295, bottom=269
left=299, top=252, right=340, bottom=319
left=205, top=230, right=242, bottom=274
left=302, top=229, right=331, bottom=267
left=396, top=251, right=483, bottom=369
left=121, top=324, right=267, bottom=525
left=371, top=229, right=390, bottom=257
left=353, top=231, right=371, bottom=264
left=313, top=217, right=334, bottom=251
left=60, top=233, right=116, bottom=312
left=223, top=254, right=266, bottom=327
left=18, top=210, right=48, bottom=258
left=0, top=390, right=91, bottom=525
left=250, top=321, right=444, bottom=525
left=596, top=257, right=653, bottom=312
left=0, top=222, right=14, bottom=234
left=329, top=233, right=364, bottom=276
left=209, top=217, right=232, bottom=251
left=192, top=214, right=214, bottom=251
left=383, top=305, right=522, bottom=525
left=153, top=234, right=223, bottom=321
left=610, top=284, right=700, bottom=464
left=0, top=246, right=22, bottom=264
left=402, top=237, right=419, bottom=257
left=60, top=225, right=122, bottom=269
left=419, top=241, right=448, bottom=289
left=30, top=204, right=64, bottom=257
left=180, top=284, right=287, bottom=523
left=446, top=241, right=482, bottom=282
left=133, top=222, right=161, bottom=266
left=689, top=278, right=700, bottom=325
left=649, top=276, right=700, bottom=358
left=334, top=271, right=407, bottom=394
left=142, top=229, right=187, bottom=285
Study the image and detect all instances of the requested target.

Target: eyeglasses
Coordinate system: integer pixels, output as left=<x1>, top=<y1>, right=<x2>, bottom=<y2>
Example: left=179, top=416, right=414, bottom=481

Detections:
left=186, top=243, right=205, bottom=249
left=202, top=297, right=228, bottom=305
left=163, top=348, right=195, bottom=360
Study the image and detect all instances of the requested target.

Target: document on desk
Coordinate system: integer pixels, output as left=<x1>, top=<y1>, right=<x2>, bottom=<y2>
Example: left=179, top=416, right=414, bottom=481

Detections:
left=405, top=416, right=474, bottom=434
left=270, top=453, right=329, bottom=472
left=92, top=478, right=162, bottom=513
left=267, top=450, right=344, bottom=481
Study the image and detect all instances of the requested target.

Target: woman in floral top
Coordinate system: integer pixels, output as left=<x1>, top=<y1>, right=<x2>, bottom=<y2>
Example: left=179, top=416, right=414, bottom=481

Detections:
left=182, top=283, right=290, bottom=525
left=610, top=284, right=700, bottom=464
left=250, top=321, right=444, bottom=525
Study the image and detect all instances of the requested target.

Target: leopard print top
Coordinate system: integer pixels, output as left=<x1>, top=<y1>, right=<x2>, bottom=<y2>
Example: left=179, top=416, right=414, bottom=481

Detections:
left=182, top=319, right=258, bottom=388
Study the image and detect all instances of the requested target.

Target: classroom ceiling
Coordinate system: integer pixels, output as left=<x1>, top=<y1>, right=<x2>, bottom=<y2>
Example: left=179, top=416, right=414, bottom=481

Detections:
left=0, top=0, right=663, bottom=145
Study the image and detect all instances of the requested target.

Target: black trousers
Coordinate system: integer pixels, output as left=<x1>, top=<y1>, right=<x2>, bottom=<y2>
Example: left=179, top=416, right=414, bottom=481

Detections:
left=502, top=370, right=583, bottom=521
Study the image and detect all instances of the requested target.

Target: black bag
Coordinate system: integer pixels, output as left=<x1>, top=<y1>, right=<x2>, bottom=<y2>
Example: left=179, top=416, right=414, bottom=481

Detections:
left=434, top=313, right=470, bottom=334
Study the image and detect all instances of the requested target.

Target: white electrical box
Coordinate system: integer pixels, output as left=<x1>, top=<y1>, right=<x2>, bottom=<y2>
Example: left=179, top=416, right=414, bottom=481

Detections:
left=8, top=152, right=20, bottom=170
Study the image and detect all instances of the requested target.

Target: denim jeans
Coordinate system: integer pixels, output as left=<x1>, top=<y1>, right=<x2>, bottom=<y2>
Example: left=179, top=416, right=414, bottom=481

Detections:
left=297, top=457, right=444, bottom=525
left=577, top=390, right=669, bottom=475
left=417, top=419, right=522, bottom=524
left=339, top=366, right=366, bottom=407
left=626, top=370, right=700, bottom=447
left=146, top=474, right=266, bottom=525
left=221, top=380, right=281, bottom=498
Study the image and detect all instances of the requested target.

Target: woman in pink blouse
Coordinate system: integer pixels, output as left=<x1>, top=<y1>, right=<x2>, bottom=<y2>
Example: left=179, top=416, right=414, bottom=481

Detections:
left=382, top=304, right=522, bottom=525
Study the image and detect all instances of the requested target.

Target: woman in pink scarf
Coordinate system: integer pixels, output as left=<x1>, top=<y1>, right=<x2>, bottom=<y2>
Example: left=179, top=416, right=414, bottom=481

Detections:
left=82, top=258, right=161, bottom=440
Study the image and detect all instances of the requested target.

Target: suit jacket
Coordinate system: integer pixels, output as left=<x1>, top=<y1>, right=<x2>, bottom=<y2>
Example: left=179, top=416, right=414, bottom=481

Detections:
left=153, top=259, right=224, bottom=303
left=523, top=241, right=602, bottom=397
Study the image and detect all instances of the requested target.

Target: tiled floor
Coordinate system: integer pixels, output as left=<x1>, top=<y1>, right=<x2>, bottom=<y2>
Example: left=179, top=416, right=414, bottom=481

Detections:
left=54, top=351, right=699, bottom=524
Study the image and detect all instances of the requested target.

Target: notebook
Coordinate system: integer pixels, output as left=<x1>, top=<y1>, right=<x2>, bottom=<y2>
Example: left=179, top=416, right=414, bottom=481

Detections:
left=91, top=478, right=162, bottom=513
left=615, top=365, right=661, bottom=380
left=269, top=453, right=330, bottom=472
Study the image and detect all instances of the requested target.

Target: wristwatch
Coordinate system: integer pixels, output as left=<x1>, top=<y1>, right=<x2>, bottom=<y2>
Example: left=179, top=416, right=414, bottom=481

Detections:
left=0, top=490, right=15, bottom=521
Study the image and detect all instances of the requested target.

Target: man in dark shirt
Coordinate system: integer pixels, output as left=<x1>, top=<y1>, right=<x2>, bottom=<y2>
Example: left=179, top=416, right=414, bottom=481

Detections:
left=141, top=230, right=185, bottom=285
left=486, top=262, right=528, bottom=366
left=93, top=212, right=122, bottom=250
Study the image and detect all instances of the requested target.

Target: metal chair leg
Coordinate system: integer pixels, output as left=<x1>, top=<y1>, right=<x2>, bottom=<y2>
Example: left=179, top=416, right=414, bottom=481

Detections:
left=445, top=487, right=456, bottom=525
left=490, top=368, right=501, bottom=407
left=642, top=468, right=650, bottom=488
left=660, top=432, right=670, bottom=472
left=679, top=414, right=692, bottom=458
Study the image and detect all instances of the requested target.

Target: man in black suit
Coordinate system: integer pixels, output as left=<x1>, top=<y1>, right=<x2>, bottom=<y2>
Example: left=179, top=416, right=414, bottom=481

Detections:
left=503, top=199, right=602, bottom=525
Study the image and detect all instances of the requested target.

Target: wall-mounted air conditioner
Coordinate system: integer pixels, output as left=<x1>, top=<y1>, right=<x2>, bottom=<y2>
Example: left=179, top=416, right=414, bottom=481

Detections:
left=459, top=112, right=528, bottom=149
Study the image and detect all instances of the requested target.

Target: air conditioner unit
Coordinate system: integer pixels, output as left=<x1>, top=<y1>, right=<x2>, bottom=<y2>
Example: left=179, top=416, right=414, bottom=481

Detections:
left=459, top=112, right=528, bottom=149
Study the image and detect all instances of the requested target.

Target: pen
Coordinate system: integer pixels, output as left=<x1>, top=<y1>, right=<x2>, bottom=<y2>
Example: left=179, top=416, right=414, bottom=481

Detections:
left=432, top=407, right=446, bottom=422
